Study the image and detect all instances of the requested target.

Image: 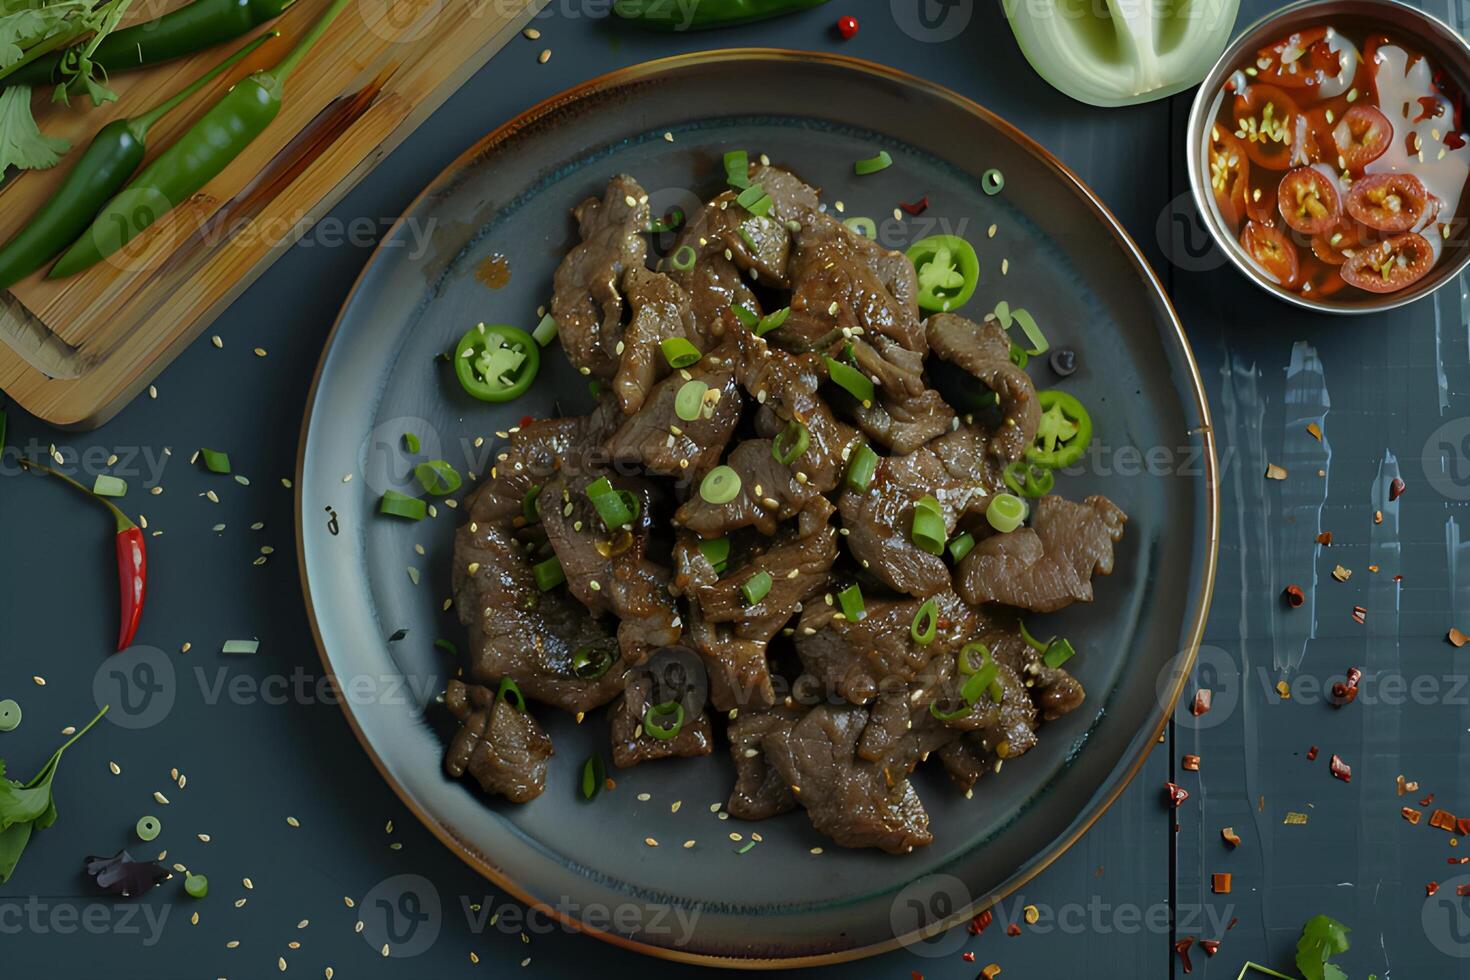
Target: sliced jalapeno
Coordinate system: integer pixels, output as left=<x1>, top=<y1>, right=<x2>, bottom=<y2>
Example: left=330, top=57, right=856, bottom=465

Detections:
left=453, top=324, right=540, bottom=403
left=1003, top=460, right=1056, bottom=498
left=906, top=234, right=980, bottom=313
left=1027, top=390, right=1092, bottom=469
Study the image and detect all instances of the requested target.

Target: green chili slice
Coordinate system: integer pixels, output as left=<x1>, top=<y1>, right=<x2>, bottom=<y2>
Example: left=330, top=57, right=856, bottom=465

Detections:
left=643, top=701, right=685, bottom=740
left=1009, top=342, right=1029, bottom=369
left=1028, top=390, right=1093, bottom=469
left=772, top=420, right=809, bottom=466
left=497, top=677, right=526, bottom=712
left=825, top=356, right=875, bottom=405
left=846, top=443, right=878, bottom=492
left=661, top=337, right=702, bottom=369
left=92, top=475, right=128, bottom=498
left=581, top=753, right=605, bottom=800
left=380, top=490, right=427, bottom=521
left=755, top=306, right=790, bottom=337
left=670, top=244, right=697, bottom=271
left=521, top=485, right=541, bottom=524
left=906, top=235, right=980, bottom=313
left=700, top=465, right=742, bottom=504
left=1043, top=637, right=1076, bottom=669
left=911, top=497, right=947, bottom=556
left=532, top=313, right=558, bottom=346
left=837, top=583, right=866, bottom=622
left=571, top=644, right=615, bottom=680
left=947, top=531, right=975, bottom=563
left=742, top=570, right=773, bottom=606
left=698, top=537, right=730, bottom=573
left=981, top=168, right=1005, bottom=195
left=414, top=460, right=462, bottom=496
left=586, top=476, right=635, bottom=530
left=646, top=207, right=684, bottom=233
left=911, top=598, right=939, bottom=645
left=724, top=150, right=750, bottom=188
left=454, top=324, right=540, bottom=403
left=986, top=493, right=1027, bottom=533
left=1003, top=460, right=1056, bottom=499
left=533, top=556, right=565, bottom=591
left=854, top=150, right=893, bottom=175
left=675, top=380, right=709, bottom=422
left=842, top=216, right=877, bottom=239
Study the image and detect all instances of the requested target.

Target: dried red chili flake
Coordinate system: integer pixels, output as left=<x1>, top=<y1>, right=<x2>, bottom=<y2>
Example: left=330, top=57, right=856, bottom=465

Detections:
left=1404, top=807, right=1423, bottom=825
left=1428, top=881, right=1441, bottom=896
left=1221, top=827, right=1241, bottom=847
left=1422, top=793, right=1437, bottom=807
left=1228, top=917, right=1239, bottom=931
left=1459, top=885, right=1470, bottom=898
left=1174, top=937, right=1195, bottom=974
left=1316, top=531, right=1333, bottom=546
left=962, top=951, right=976, bottom=963
left=1449, top=628, right=1469, bottom=648
left=1457, top=817, right=1470, bottom=836
left=1448, top=131, right=1467, bottom=150
left=1431, top=809, right=1459, bottom=832
left=967, top=908, right=992, bottom=935
left=1352, top=606, right=1367, bottom=624
left=898, top=196, right=929, bottom=215
left=1165, top=782, right=1190, bottom=808
left=1192, top=689, right=1212, bottom=716
left=1005, top=923, right=1021, bottom=937
left=519, top=415, right=535, bottom=429
left=912, top=971, right=923, bottom=980
left=1450, top=857, right=1470, bottom=865
left=1329, top=754, right=1352, bottom=782
left=1307, top=746, right=1319, bottom=761
left=1389, top=477, right=1406, bottom=501
left=1212, top=872, right=1232, bottom=894
left=1200, top=939, right=1221, bottom=957
left=1283, top=584, right=1305, bottom=608
left=1182, top=754, right=1201, bottom=772
left=1330, top=668, right=1361, bottom=707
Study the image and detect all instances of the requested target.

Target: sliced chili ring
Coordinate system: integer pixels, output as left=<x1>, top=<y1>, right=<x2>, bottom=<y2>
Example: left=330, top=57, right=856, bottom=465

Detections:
left=1310, top=220, right=1362, bottom=266
left=1233, top=83, right=1301, bottom=170
left=1206, top=127, right=1250, bottom=227
left=1277, top=167, right=1341, bottom=235
left=1027, top=390, right=1092, bottom=470
left=1253, top=27, right=1344, bottom=89
left=1345, top=172, right=1431, bottom=233
left=1239, top=220, right=1302, bottom=289
left=454, top=324, right=540, bottom=403
left=1331, top=105, right=1392, bottom=171
left=1340, top=232, right=1434, bottom=294
left=1002, top=460, right=1055, bottom=498
left=906, top=234, right=979, bottom=313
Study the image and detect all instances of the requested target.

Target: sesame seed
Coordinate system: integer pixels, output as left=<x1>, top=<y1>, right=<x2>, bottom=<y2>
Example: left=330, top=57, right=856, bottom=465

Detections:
left=538, top=49, right=551, bottom=64
left=154, top=791, right=170, bottom=805
left=212, top=336, right=223, bottom=349
left=645, top=837, right=659, bottom=847
left=287, top=816, right=300, bottom=828
left=109, top=761, right=121, bottom=775
left=523, top=26, right=540, bottom=38
left=243, top=877, right=254, bottom=890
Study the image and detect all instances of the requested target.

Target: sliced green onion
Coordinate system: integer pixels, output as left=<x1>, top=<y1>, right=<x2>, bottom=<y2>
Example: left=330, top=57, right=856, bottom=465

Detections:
left=670, top=245, right=697, bottom=271
left=958, top=641, right=990, bottom=675
left=742, top=570, right=773, bottom=606
left=911, top=500, right=947, bottom=556
left=1043, top=637, right=1076, bottom=669
left=675, top=380, right=709, bottom=422
left=588, top=380, right=602, bottom=398
left=646, top=207, right=684, bottom=233
left=837, top=583, right=866, bottom=622
left=415, top=460, right=462, bottom=496
left=961, top=656, right=1000, bottom=704
left=736, top=184, right=772, bottom=216
left=661, top=337, right=702, bottom=369
left=824, top=356, right=875, bottom=405
left=380, top=490, right=427, bottom=520
left=533, top=556, right=565, bottom=591
left=521, top=485, right=541, bottom=524
left=1019, top=619, right=1049, bottom=652
left=755, top=306, right=790, bottom=337
left=586, top=476, right=635, bottom=530
left=532, top=313, right=558, bottom=346
left=403, top=432, right=421, bottom=453
left=772, top=420, right=809, bottom=466
left=986, top=493, right=1027, bottom=533
left=571, top=644, right=615, bottom=680
left=930, top=698, right=972, bottom=722
left=221, top=639, right=259, bottom=655
left=200, top=448, right=230, bottom=474
left=736, top=840, right=757, bottom=854
left=947, top=531, right=975, bottom=563
left=736, top=222, right=757, bottom=251
left=1010, top=307, right=1048, bottom=355
left=731, top=303, right=760, bottom=329
left=698, top=537, right=730, bottom=572
left=854, top=150, right=893, bottom=175
left=434, top=638, right=459, bottom=656
left=1009, top=342, right=1028, bottom=369
left=845, top=443, right=878, bottom=492
left=723, top=149, right=750, bottom=188
left=497, top=677, right=526, bottom=711
left=981, top=168, right=1005, bottom=195
left=700, top=465, right=742, bottom=504
left=581, top=753, right=606, bottom=800
left=843, top=216, right=877, bottom=238
left=911, top=598, right=939, bottom=645
left=92, top=474, right=127, bottom=498
left=643, top=701, right=686, bottom=740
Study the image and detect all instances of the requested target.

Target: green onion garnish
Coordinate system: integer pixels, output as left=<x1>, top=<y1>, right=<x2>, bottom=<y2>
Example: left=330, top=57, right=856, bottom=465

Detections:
left=581, top=753, right=605, bottom=800
left=521, top=485, right=541, bottom=524
left=824, top=356, right=875, bottom=405
left=646, top=207, right=684, bottom=233
left=92, top=474, right=127, bottom=498
left=1009, top=342, right=1028, bottom=369
left=533, top=556, right=565, bottom=591
left=571, top=643, right=615, bottom=680
left=643, top=700, right=686, bottom=740
left=842, top=216, right=877, bottom=239
left=380, top=490, right=427, bottom=520
left=497, top=677, right=526, bottom=711
left=723, top=149, right=750, bottom=188
left=200, top=448, right=231, bottom=474
left=930, top=698, right=972, bottom=722
left=403, top=432, right=421, bottom=453
left=854, top=150, right=893, bottom=175
left=731, top=303, right=761, bottom=329
left=661, top=337, right=702, bottom=369
left=736, top=840, right=757, bottom=855
left=772, top=420, right=809, bottom=466
left=994, top=300, right=1048, bottom=355
left=1043, top=637, right=1076, bottom=669
left=754, top=307, right=790, bottom=337
left=845, top=443, right=878, bottom=492
left=736, top=184, right=773, bottom=216
left=961, top=655, right=1000, bottom=704
left=957, top=641, right=990, bottom=675
left=586, top=476, right=635, bottom=530
left=947, top=531, right=975, bottom=563
left=700, top=465, right=742, bottom=504
left=911, top=598, right=939, bottom=645
left=1019, top=619, right=1048, bottom=652
left=675, top=380, right=709, bottom=422
left=911, top=497, right=947, bottom=556
left=837, top=583, right=866, bottom=622
left=981, top=168, right=1005, bottom=195
left=670, top=245, right=697, bottom=271
left=698, top=537, right=730, bottom=573
left=742, top=570, right=773, bottom=606
left=222, top=639, right=259, bottom=655
left=434, top=638, right=459, bottom=656
left=532, top=313, right=558, bottom=346
left=986, top=493, right=1027, bottom=533
left=415, top=460, right=462, bottom=496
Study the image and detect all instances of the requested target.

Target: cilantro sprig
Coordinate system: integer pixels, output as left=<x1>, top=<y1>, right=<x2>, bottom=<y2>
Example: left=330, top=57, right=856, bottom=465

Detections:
left=1296, top=914, right=1350, bottom=980
left=0, top=704, right=108, bottom=883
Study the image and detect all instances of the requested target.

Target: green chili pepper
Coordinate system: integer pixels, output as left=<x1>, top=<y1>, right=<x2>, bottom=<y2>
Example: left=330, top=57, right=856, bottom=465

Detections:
left=49, top=0, right=352, bottom=279
left=906, top=234, right=980, bottom=313
left=4, top=0, right=295, bottom=90
left=1027, top=390, right=1093, bottom=469
left=611, top=0, right=831, bottom=31
left=0, top=34, right=275, bottom=291
left=453, top=324, right=540, bottom=402
left=1002, top=459, right=1056, bottom=498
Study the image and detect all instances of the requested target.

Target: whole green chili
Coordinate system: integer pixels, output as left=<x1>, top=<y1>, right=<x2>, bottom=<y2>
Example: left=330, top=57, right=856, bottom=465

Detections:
left=49, top=0, right=351, bottom=279
left=0, top=34, right=275, bottom=291
left=611, top=0, right=830, bottom=31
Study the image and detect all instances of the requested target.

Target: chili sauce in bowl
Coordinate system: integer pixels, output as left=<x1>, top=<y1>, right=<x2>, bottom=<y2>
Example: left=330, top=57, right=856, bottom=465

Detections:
left=1188, top=0, right=1470, bottom=312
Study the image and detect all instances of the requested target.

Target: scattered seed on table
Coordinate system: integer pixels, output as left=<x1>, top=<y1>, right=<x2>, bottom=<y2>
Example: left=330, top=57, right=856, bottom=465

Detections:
left=278, top=956, right=286, bottom=971
left=212, top=336, right=223, bottom=349
left=645, top=837, right=658, bottom=847
left=254, top=348, right=267, bottom=357
left=198, top=833, right=211, bottom=843
left=148, top=386, right=158, bottom=399
left=637, top=793, right=651, bottom=802
left=342, top=474, right=352, bottom=483
left=538, top=48, right=550, bottom=63
left=344, top=897, right=356, bottom=908
left=60, top=726, right=75, bottom=735
left=226, top=940, right=240, bottom=949
left=151, top=486, right=163, bottom=495
left=243, top=878, right=253, bottom=890
left=522, top=26, right=539, bottom=38
left=287, top=816, right=300, bottom=828
left=683, top=840, right=695, bottom=849
left=32, top=676, right=45, bottom=686
left=235, top=898, right=247, bottom=908
left=205, top=490, right=219, bottom=503
left=109, top=761, right=121, bottom=775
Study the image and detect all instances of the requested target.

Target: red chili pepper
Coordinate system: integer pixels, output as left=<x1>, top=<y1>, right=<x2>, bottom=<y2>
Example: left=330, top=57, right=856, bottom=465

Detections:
left=1174, top=937, right=1194, bottom=973
left=1389, top=476, right=1406, bottom=501
left=1307, top=745, right=1319, bottom=761
left=1428, top=881, right=1441, bottom=896
left=1283, top=584, right=1304, bottom=607
left=1329, top=754, right=1352, bottom=782
left=967, top=908, right=993, bottom=935
left=1005, top=923, right=1021, bottom=937
left=1191, top=689, right=1212, bottom=716
left=961, top=952, right=975, bottom=962
left=899, top=196, right=929, bottom=215
left=1200, top=939, right=1221, bottom=957
left=836, top=14, right=858, bottom=38
left=1165, top=782, right=1190, bottom=808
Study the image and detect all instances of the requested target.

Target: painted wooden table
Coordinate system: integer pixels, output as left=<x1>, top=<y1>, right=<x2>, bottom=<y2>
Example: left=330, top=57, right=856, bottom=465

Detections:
left=2, top=0, right=1467, bottom=975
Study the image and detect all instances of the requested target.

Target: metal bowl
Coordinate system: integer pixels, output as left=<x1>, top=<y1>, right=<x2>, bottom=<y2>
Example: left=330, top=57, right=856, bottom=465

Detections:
left=1186, top=0, right=1470, bottom=313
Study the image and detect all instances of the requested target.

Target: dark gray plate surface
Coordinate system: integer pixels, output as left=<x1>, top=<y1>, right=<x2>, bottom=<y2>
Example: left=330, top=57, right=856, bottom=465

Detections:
left=296, top=50, right=1219, bottom=967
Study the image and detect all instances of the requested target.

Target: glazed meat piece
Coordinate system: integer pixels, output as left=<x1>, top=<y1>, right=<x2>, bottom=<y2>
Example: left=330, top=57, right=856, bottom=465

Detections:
left=979, top=617, right=1087, bottom=721
left=761, top=704, right=933, bottom=853
left=466, top=405, right=619, bottom=528
left=956, top=495, right=1127, bottom=612
left=537, top=472, right=681, bottom=664
left=668, top=196, right=759, bottom=333
left=613, top=267, right=702, bottom=414
left=708, top=164, right=822, bottom=289
left=675, top=439, right=832, bottom=538
left=725, top=705, right=803, bottom=820
left=850, top=387, right=955, bottom=454
left=604, top=344, right=741, bottom=479
left=552, top=175, right=650, bottom=380
left=453, top=521, right=628, bottom=713
left=443, top=680, right=554, bottom=803
left=608, top=673, right=714, bottom=768
left=926, top=313, right=1041, bottom=461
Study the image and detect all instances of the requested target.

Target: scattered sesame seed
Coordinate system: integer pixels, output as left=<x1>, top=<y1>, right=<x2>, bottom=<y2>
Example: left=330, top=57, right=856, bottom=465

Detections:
left=109, top=761, right=121, bottom=775
left=645, top=837, right=659, bottom=847
left=243, top=877, right=254, bottom=890
left=538, top=49, right=551, bottom=64
left=148, top=385, right=158, bottom=399
left=212, top=336, right=223, bottom=349
left=287, top=816, right=300, bottom=828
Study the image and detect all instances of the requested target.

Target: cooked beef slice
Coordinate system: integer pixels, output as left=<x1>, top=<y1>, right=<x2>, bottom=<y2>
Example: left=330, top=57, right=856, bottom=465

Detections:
left=726, top=705, right=804, bottom=820
left=850, top=388, right=955, bottom=455
left=837, top=446, right=989, bottom=597
left=760, top=704, right=933, bottom=853
left=453, top=521, right=627, bottom=713
left=608, top=673, right=714, bottom=768
left=979, top=619, right=1087, bottom=721
left=604, top=344, right=741, bottom=479
left=613, top=267, right=703, bottom=415
left=465, top=405, right=619, bottom=528
left=956, top=495, right=1126, bottom=612
left=551, top=175, right=650, bottom=380
left=668, top=194, right=760, bottom=333
left=443, top=680, right=554, bottom=803
left=537, top=472, right=681, bottom=665
left=925, top=313, right=1041, bottom=462
left=674, top=438, right=833, bottom=538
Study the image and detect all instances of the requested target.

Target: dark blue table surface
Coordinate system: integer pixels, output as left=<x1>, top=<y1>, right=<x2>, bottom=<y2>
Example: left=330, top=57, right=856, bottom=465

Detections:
left=5, top=0, right=1470, bottom=976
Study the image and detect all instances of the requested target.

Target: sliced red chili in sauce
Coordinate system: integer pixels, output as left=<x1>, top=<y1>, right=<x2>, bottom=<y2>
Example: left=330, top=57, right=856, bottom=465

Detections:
left=1240, top=220, right=1302, bottom=288
left=1278, top=167, right=1342, bottom=234
left=1340, top=232, right=1434, bottom=293
left=1310, top=220, right=1362, bottom=265
left=1345, top=172, right=1433, bottom=233
left=1234, top=84, right=1302, bottom=170
left=1254, top=28, right=1344, bottom=89
left=1207, top=128, right=1251, bottom=225
left=1331, top=105, right=1393, bottom=170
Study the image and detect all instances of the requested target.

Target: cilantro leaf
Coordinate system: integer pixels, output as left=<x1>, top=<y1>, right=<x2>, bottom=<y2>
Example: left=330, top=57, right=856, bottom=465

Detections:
left=0, top=705, right=107, bottom=884
left=1296, top=914, right=1351, bottom=980
left=0, top=86, right=67, bottom=171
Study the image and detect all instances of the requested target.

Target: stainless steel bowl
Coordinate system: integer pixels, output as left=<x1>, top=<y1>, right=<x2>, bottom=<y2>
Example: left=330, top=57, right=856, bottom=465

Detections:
left=1186, top=0, right=1470, bottom=313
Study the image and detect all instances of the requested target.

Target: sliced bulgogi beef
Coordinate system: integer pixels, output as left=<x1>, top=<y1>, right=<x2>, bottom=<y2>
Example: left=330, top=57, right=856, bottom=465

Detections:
left=608, top=671, right=714, bottom=768
left=466, top=404, right=620, bottom=528
left=613, top=267, right=702, bottom=415
left=604, top=341, right=741, bottom=479
left=668, top=195, right=760, bottom=333
left=537, top=472, right=681, bottom=665
left=978, top=616, right=1087, bottom=721
left=837, top=446, right=990, bottom=597
left=850, top=386, right=955, bottom=454
left=926, top=312, right=1041, bottom=461
left=675, top=438, right=833, bottom=538
left=726, top=705, right=804, bottom=820
left=956, top=494, right=1127, bottom=613
left=443, top=679, right=554, bottom=803
left=760, top=703, right=933, bottom=853
left=453, top=521, right=628, bottom=713
left=551, top=175, right=650, bottom=381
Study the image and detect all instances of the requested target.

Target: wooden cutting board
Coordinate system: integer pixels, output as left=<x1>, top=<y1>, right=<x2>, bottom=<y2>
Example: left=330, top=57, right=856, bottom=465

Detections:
left=0, top=0, right=543, bottom=429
